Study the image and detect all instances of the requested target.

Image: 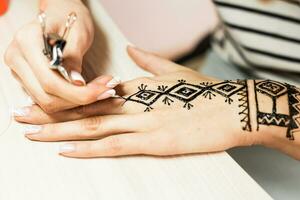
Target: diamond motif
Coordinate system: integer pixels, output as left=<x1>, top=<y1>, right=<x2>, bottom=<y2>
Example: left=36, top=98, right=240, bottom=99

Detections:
left=212, top=82, right=244, bottom=97
left=175, top=87, right=197, bottom=97
left=168, top=84, right=203, bottom=101
left=217, top=84, right=237, bottom=92
left=130, top=90, right=160, bottom=106
left=256, top=80, right=288, bottom=97
left=136, top=91, right=156, bottom=100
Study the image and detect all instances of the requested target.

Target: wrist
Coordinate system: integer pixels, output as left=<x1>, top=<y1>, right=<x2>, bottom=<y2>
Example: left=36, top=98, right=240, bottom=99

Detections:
left=245, top=80, right=299, bottom=155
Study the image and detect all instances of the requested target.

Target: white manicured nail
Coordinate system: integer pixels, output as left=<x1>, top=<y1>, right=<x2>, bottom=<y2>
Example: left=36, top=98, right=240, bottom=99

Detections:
left=97, top=89, right=116, bottom=100
left=11, top=107, right=30, bottom=117
left=25, top=96, right=35, bottom=106
left=106, top=76, right=121, bottom=88
left=70, top=70, right=86, bottom=85
left=23, top=125, right=42, bottom=135
left=59, top=143, right=76, bottom=153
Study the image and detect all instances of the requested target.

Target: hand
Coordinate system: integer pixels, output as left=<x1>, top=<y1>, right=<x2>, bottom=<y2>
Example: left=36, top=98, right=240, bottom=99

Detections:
left=15, top=46, right=261, bottom=158
left=4, top=0, right=120, bottom=113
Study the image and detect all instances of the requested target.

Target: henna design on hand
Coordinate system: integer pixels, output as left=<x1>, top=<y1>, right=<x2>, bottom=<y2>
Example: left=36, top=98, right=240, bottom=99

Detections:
left=254, top=80, right=300, bottom=140
left=123, top=80, right=250, bottom=131
left=124, top=80, right=247, bottom=110
left=237, top=80, right=252, bottom=131
left=122, top=79, right=300, bottom=139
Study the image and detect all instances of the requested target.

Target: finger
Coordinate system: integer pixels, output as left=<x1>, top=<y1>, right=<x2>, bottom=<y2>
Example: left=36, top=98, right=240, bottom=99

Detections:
left=70, top=70, right=86, bottom=86
left=59, top=129, right=188, bottom=158
left=15, top=97, right=126, bottom=124
left=17, top=24, right=115, bottom=105
left=6, top=47, right=78, bottom=113
left=24, top=114, right=147, bottom=142
left=127, top=46, right=183, bottom=75
left=46, top=11, right=90, bottom=86
left=61, top=30, right=88, bottom=86
left=13, top=71, right=77, bottom=113
left=58, top=133, right=153, bottom=158
left=10, top=71, right=37, bottom=105
left=61, top=12, right=94, bottom=73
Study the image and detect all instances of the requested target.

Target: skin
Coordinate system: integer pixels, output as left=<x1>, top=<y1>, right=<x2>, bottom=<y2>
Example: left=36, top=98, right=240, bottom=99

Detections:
left=14, top=47, right=300, bottom=160
left=4, top=0, right=119, bottom=114
left=7, top=0, right=300, bottom=160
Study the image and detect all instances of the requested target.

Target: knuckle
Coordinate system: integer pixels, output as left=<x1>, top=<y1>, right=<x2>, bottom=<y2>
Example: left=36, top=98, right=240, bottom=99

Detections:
left=64, top=48, right=82, bottom=59
left=74, top=105, right=89, bottom=116
left=81, top=117, right=102, bottom=132
left=83, top=142, right=95, bottom=157
left=14, top=29, right=25, bottom=43
left=15, top=23, right=40, bottom=43
left=140, top=77, right=152, bottom=82
left=76, top=94, right=94, bottom=105
left=40, top=78, right=54, bottom=92
left=134, top=77, right=153, bottom=85
left=4, top=47, right=13, bottom=66
left=142, top=53, right=153, bottom=67
left=43, top=124, right=54, bottom=135
left=4, top=41, right=19, bottom=66
left=106, top=136, right=123, bottom=154
left=39, top=98, right=57, bottom=114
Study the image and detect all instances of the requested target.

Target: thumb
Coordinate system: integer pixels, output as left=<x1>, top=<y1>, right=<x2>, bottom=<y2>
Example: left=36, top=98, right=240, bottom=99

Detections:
left=70, top=69, right=86, bottom=86
left=63, top=54, right=86, bottom=86
left=127, top=46, right=183, bottom=75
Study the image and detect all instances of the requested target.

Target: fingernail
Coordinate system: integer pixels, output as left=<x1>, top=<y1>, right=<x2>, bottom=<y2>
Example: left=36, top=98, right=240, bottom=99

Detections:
left=59, top=143, right=76, bottom=153
left=25, top=96, right=35, bottom=106
left=23, top=125, right=42, bottom=135
left=70, top=70, right=86, bottom=86
left=106, top=76, right=121, bottom=88
left=97, top=89, right=116, bottom=100
left=11, top=107, right=30, bottom=117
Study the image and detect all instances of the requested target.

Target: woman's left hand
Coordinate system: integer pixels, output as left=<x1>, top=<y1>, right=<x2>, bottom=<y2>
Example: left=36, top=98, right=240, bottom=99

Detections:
left=14, top=47, right=259, bottom=158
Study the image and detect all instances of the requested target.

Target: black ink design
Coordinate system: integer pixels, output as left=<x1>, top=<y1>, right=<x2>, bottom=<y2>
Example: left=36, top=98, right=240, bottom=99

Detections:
left=237, top=80, right=252, bottom=131
left=175, top=87, right=198, bottom=97
left=136, top=91, right=156, bottom=101
left=162, top=97, right=174, bottom=106
left=124, top=79, right=248, bottom=117
left=257, top=112, right=290, bottom=127
left=287, top=85, right=300, bottom=140
left=203, top=90, right=216, bottom=100
left=255, top=80, right=300, bottom=140
left=158, top=85, right=168, bottom=92
left=122, top=78, right=300, bottom=140
left=217, top=84, right=237, bottom=93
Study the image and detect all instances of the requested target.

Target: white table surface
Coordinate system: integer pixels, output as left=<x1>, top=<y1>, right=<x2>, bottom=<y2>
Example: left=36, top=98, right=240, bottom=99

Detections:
left=0, top=1, right=272, bottom=199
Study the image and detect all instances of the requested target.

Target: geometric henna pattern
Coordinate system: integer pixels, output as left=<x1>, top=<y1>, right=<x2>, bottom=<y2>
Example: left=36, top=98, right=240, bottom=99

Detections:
left=124, top=79, right=250, bottom=131
left=237, top=80, right=252, bottom=131
left=123, top=79, right=300, bottom=140
left=255, top=80, right=300, bottom=140
left=287, top=84, right=300, bottom=140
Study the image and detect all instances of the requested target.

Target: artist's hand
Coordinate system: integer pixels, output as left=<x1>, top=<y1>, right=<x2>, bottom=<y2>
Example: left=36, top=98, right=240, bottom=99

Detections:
left=4, top=0, right=120, bottom=113
left=15, top=46, right=262, bottom=158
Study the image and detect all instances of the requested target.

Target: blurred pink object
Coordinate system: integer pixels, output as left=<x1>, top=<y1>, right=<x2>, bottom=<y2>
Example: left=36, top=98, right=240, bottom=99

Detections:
left=100, top=0, right=218, bottom=59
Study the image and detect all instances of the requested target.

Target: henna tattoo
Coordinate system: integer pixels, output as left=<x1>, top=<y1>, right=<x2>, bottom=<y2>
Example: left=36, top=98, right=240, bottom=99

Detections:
left=287, top=85, right=300, bottom=140
left=254, top=80, right=300, bottom=140
left=124, top=80, right=251, bottom=132
left=124, top=80, right=247, bottom=111
left=123, top=79, right=300, bottom=139
left=237, top=80, right=252, bottom=131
